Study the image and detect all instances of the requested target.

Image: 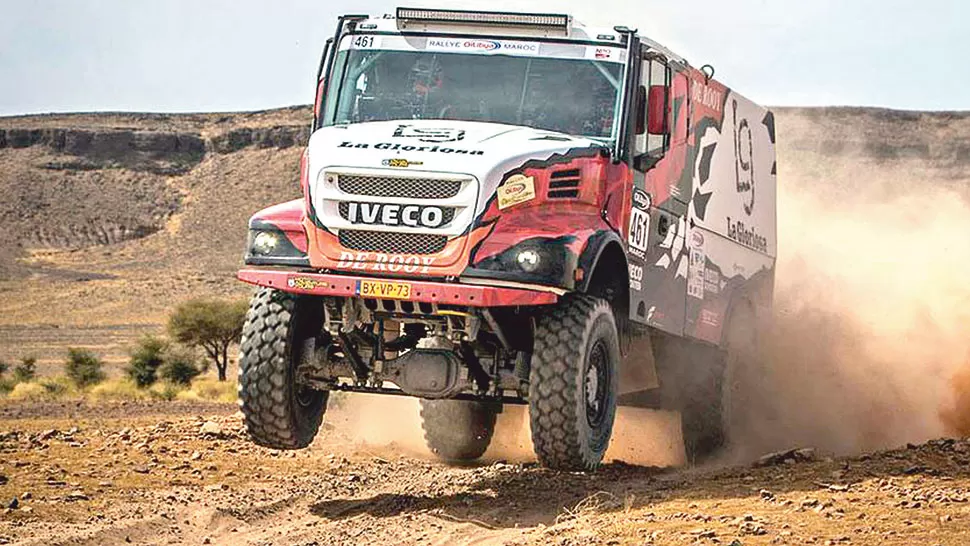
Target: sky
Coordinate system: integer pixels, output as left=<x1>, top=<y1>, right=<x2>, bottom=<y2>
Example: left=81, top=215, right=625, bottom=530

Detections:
left=0, top=0, right=967, bottom=116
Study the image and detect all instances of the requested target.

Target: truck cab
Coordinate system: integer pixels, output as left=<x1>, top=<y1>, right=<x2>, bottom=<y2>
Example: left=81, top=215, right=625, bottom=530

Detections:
left=237, top=8, right=777, bottom=470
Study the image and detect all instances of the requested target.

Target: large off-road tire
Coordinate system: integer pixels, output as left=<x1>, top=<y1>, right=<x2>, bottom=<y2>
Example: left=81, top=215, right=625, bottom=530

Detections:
left=529, top=295, right=619, bottom=471
left=649, top=332, right=726, bottom=463
left=721, top=300, right=763, bottom=455
left=679, top=359, right=726, bottom=462
left=420, top=399, right=498, bottom=462
left=238, top=287, right=328, bottom=449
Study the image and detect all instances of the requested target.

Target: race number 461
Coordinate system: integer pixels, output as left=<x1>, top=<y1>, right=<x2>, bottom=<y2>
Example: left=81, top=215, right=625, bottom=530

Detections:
left=628, top=208, right=650, bottom=252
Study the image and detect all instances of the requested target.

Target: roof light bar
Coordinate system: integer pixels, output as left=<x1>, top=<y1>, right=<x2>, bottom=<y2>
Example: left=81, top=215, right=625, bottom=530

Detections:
left=396, top=7, right=571, bottom=32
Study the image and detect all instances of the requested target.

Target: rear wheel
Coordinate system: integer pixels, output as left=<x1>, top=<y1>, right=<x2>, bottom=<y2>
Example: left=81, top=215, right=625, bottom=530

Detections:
left=529, top=295, right=619, bottom=471
left=721, top=301, right=762, bottom=453
left=238, top=287, right=328, bottom=449
left=420, top=399, right=498, bottom=462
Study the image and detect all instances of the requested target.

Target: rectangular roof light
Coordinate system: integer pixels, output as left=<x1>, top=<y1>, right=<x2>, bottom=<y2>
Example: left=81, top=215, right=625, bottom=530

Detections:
left=396, top=7, right=571, bottom=32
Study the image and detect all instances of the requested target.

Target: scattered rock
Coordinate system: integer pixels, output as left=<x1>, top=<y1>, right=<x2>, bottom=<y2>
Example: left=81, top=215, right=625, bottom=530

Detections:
left=199, top=421, right=222, bottom=437
left=7, top=498, right=18, bottom=510
left=739, top=520, right=766, bottom=535
left=0, top=475, right=7, bottom=486
left=65, top=490, right=90, bottom=502
left=755, top=448, right=818, bottom=467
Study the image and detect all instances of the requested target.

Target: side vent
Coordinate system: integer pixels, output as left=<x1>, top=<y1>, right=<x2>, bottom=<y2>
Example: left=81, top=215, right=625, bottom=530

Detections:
left=548, top=168, right=581, bottom=199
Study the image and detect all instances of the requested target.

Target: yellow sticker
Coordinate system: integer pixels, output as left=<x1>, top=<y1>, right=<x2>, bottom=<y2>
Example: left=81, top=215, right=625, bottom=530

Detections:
left=382, top=158, right=424, bottom=168
left=287, top=277, right=328, bottom=290
left=497, top=175, right=536, bottom=210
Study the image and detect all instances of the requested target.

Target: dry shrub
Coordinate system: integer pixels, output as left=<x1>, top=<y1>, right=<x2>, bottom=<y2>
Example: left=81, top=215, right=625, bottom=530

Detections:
left=7, top=382, right=48, bottom=401
left=148, top=382, right=184, bottom=401
left=89, top=378, right=150, bottom=401
left=176, top=377, right=237, bottom=403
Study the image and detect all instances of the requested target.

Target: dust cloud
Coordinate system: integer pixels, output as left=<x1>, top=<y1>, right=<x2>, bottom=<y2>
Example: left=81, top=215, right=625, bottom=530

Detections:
left=737, top=184, right=970, bottom=457
left=323, top=393, right=685, bottom=466
left=330, top=186, right=970, bottom=464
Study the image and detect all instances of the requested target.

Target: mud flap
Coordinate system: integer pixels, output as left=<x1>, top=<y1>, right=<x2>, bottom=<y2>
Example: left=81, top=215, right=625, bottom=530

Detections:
left=618, top=327, right=659, bottom=395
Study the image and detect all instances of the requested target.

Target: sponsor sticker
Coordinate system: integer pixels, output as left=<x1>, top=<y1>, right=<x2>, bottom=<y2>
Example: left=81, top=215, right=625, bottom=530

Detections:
left=427, top=38, right=539, bottom=55
left=632, top=188, right=651, bottom=211
left=704, top=267, right=720, bottom=294
left=497, top=175, right=536, bottom=210
left=382, top=158, right=423, bottom=168
left=393, top=125, right=465, bottom=143
left=287, top=277, right=329, bottom=291
left=688, top=248, right=706, bottom=300
left=585, top=46, right=623, bottom=62
left=628, top=263, right=643, bottom=291
left=691, top=230, right=705, bottom=248
left=699, top=309, right=721, bottom=327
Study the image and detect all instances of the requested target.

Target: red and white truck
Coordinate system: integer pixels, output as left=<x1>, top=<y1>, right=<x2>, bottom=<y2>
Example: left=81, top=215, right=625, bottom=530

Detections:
left=237, top=7, right=777, bottom=470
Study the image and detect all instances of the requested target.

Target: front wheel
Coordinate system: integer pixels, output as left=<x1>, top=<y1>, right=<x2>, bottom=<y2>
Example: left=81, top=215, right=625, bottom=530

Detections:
left=529, top=295, right=619, bottom=471
left=238, top=287, right=328, bottom=449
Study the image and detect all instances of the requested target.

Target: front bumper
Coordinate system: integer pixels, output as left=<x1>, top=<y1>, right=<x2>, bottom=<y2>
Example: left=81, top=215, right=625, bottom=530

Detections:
left=237, top=268, right=558, bottom=307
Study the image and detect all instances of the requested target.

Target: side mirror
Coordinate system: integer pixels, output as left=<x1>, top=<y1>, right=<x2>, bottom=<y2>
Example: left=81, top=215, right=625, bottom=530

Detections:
left=647, top=85, right=668, bottom=135
left=635, top=86, right=647, bottom=135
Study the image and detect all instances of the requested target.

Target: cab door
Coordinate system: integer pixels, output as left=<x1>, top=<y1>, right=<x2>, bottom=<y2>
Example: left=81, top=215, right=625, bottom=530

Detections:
left=627, top=52, right=691, bottom=336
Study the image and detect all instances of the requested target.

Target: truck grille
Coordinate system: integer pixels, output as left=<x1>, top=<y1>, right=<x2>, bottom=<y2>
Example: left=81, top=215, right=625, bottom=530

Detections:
left=337, top=175, right=463, bottom=199
left=337, top=203, right=456, bottom=225
left=338, top=230, right=448, bottom=255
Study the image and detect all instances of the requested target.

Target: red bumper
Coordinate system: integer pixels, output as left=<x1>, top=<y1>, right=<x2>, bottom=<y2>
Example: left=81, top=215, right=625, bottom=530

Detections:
left=237, top=268, right=558, bottom=307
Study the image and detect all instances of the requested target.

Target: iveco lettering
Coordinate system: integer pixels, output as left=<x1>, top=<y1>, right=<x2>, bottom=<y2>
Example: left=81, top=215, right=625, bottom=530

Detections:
left=237, top=7, right=777, bottom=471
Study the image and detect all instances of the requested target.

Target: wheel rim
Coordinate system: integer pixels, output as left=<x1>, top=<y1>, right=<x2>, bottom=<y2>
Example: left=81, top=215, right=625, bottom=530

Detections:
left=584, top=339, right=610, bottom=428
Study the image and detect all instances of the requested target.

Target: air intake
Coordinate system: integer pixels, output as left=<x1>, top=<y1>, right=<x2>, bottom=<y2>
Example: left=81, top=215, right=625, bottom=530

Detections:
left=548, top=169, right=581, bottom=199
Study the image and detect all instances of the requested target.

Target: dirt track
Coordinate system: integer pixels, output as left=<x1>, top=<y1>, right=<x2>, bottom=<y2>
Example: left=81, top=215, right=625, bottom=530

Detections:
left=1, top=398, right=969, bottom=546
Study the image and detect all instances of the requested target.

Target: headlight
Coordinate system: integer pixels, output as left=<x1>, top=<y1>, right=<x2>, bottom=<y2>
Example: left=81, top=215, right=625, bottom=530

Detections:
left=516, top=249, right=542, bottom=273
left=251, top=231, right=280, bottom=256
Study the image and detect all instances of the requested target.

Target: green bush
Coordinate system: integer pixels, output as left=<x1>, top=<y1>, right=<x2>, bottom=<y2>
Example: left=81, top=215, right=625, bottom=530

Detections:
left=159, top=350, right=202, bottom=386
left=64, top=348, right=106, bottom=388
left=125, top=336, right=169, bottom=388
left=0, top=359, right=8, bottom=378
left=168, top=298, right=247, bottom=381
left=13, top=356, right=37, bottom=382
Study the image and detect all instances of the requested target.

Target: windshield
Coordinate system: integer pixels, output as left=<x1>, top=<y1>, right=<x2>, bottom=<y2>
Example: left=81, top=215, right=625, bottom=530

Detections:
left=322, top=35, right=625, bottom=140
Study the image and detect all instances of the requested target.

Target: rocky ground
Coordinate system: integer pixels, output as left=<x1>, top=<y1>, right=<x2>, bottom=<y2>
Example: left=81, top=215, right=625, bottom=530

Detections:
left=1, top=399, right=968, bottom=546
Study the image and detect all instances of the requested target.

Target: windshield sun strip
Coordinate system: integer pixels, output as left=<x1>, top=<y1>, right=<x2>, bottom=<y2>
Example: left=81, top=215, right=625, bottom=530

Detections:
left=335, top=33, right=626, bottom=65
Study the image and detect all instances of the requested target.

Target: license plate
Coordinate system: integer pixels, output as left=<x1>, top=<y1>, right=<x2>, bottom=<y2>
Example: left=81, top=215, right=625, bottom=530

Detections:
left=358, top=280, right=412, bottom=300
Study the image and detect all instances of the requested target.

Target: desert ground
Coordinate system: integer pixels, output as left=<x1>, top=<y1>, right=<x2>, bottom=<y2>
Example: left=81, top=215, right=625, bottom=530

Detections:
left=2, top=397, right=970, bottom=546
left=2, top=106, right=970, bottom=544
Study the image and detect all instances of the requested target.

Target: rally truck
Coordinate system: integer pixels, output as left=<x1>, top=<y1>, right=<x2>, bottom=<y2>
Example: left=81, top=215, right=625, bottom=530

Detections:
left=237, top=7, right=777, bottom=470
